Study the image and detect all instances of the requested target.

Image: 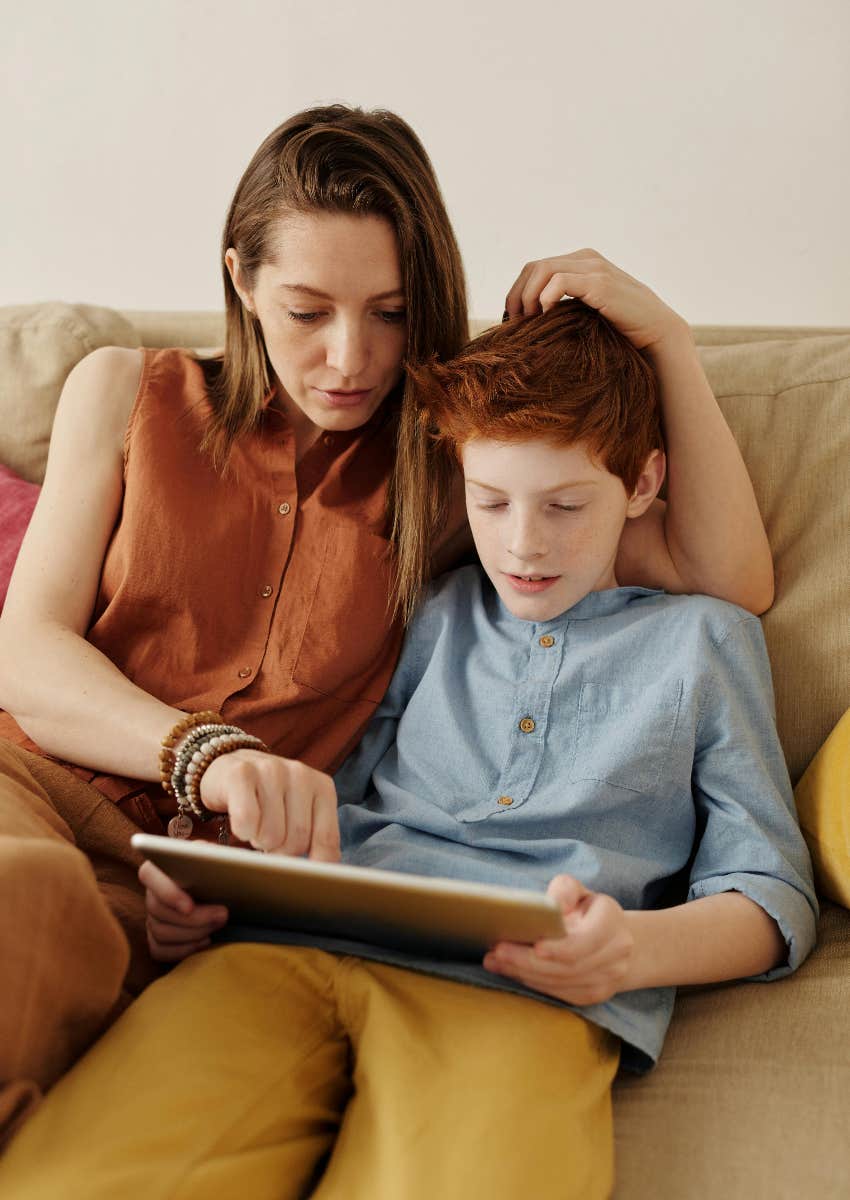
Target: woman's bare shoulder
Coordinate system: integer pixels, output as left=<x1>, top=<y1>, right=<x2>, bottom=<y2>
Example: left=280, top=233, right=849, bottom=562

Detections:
left=55, top=346, right=145, bottom=456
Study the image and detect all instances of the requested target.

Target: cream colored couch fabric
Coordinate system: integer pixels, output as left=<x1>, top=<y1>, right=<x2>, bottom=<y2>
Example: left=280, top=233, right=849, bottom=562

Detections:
left=703, top=334, right=850, bottom=784
left=1, top=301, right=848, bottom=1198
left=0, top=303, right=141, bottom=483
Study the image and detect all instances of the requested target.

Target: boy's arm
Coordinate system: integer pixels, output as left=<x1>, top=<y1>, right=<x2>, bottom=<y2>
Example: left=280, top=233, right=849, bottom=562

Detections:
left=486, top=615, right=818, bottom=1004
left=621, top=891, right=787, bottom=991
left=486, top=880, right=787, bottom=1005
left=671, top=616, right=818, bottom=973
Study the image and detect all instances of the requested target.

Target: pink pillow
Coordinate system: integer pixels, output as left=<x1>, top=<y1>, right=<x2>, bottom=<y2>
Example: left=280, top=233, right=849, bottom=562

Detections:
left=0, top=465, right=40, bottom=610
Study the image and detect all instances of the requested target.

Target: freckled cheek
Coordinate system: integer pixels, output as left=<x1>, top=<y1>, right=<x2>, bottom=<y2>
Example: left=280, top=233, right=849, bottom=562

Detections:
left=556, top=528, right=600, bottom=568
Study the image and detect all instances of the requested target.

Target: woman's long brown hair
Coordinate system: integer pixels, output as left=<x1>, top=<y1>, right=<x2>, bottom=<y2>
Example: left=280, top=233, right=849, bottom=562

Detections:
left=202, top=104, right=468, bottom=620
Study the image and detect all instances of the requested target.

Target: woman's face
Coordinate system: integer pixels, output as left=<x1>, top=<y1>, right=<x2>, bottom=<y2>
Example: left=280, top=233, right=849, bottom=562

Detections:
left=227, top=211, right=407, bottom=452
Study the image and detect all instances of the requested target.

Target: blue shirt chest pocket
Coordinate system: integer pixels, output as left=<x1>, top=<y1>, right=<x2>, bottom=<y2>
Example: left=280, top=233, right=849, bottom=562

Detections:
left=568, top=680, right=684, bottom=794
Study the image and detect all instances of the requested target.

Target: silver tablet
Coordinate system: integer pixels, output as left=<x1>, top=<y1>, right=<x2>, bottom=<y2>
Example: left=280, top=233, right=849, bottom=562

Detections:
left=132, top=833, right=564, bottom=960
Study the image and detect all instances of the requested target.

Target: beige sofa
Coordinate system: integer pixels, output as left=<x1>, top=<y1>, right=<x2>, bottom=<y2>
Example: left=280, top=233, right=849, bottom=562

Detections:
left=1, top=303, right=848, bottom=1197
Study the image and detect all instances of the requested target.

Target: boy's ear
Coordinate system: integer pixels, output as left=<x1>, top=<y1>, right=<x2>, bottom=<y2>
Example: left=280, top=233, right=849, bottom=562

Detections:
left=625, top=449, right=666, bottom=519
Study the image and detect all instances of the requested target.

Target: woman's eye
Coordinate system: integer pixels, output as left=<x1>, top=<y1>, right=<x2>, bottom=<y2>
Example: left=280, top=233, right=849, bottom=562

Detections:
left=287, top=311, right=322, bottom=323
left=378, top=310, right=406, bottom=324
left=480, top=502, right=507, bottom=510
left=552, top=504, right=581, bottom=513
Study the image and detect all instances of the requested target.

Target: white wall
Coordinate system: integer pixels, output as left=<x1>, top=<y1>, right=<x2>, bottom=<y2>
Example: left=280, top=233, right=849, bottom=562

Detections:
left=2, top=0, right=848, bottom=325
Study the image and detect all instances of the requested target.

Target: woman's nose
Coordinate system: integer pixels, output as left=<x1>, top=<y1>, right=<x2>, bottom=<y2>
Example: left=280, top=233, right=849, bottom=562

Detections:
left=325, top=321, right=368, bottom=379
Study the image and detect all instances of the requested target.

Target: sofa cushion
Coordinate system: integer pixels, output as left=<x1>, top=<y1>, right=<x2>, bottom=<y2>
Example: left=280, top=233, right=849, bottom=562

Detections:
left=0, top=303, right=140, bottom=485
left=0, top=465, right=39, bottom=611
left=793, top=707, right=850, bottom=908
left=613, top=901, right=850, bottom=1198
left=698, top=334, right=850, bottom=786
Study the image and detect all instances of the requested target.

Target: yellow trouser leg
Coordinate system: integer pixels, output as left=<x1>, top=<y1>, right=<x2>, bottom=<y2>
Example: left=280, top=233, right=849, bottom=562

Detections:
left=0, top=945, right=351, bottom=1200
left=0, top=944, right=620, bottom=1200
left=316, top=959, right=620, bottom=1200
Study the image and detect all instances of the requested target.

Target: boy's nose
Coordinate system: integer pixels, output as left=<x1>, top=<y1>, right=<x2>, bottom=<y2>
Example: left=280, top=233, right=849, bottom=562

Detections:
left=506, top=518, right=547, bottom=562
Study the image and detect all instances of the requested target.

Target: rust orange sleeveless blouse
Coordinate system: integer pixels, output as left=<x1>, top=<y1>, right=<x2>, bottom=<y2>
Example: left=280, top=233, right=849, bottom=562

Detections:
left=0, top=349, right=405, bottom=831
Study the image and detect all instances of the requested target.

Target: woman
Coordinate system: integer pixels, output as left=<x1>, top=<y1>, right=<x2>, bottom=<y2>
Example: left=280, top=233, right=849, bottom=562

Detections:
left=0, top=104, right=772, bottom=1144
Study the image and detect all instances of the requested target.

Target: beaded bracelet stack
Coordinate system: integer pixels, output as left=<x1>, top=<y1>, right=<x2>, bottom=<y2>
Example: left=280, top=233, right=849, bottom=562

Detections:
left=159, top=711, right=268, bottom=839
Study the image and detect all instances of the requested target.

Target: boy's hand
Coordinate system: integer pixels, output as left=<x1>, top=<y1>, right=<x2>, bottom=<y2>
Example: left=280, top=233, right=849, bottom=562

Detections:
left=199, top=750, right=342, bottom=859
left=504, top=249, right=689, bottom=354
left=139, top=859, right=229, bottom=963
left=483, top=874, right=636, bottom=1006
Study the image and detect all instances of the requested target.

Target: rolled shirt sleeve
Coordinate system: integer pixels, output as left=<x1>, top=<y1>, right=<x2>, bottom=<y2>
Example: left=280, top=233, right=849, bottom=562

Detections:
left=687, top=617, right=818, bottom=978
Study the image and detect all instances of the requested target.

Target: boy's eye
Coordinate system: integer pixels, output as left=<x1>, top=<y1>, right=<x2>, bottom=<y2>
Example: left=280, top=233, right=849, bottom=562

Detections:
left=287, top=311, right=322, bottom=323
left=552, top=504, right=582, bottom=512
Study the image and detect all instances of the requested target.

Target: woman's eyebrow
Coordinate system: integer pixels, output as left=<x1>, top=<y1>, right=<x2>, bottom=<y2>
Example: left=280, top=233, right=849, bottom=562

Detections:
left=277, top=283, right=405, bottom=302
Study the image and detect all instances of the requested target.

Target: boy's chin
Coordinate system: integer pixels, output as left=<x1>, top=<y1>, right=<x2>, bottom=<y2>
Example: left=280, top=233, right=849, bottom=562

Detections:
left=491, top=577, right=575, bottom=623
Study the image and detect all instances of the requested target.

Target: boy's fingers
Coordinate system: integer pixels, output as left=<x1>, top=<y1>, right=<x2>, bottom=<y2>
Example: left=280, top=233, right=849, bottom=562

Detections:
left=145, top=891, right=227, bottom=927
left=138, top=859, right=194, bottom=915
left=149, top=937, right=211, bottom=963
left=547, top=874, right=592, bottom=915
left=147, top=915, right=223, bottom=945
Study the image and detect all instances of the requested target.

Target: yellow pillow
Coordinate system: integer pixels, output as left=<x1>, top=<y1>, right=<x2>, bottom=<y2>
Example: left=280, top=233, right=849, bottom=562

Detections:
left=794, top=708, right=850, bottom=907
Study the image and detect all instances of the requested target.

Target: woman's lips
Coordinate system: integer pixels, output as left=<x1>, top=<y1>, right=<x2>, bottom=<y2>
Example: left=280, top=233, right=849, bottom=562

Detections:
left=315, top=388, right=373, bottom=409
left=505, top=574, right=559, bottom=594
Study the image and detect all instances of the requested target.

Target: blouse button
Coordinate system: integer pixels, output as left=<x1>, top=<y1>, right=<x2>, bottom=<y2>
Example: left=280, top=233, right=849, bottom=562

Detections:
left=538, top=635, right=555, bottom=648
left=260, top=585, right=273, bottom=598
left=278, top=502, right=291, bottom=516
left=237, top=667, right=252, bottom=679
left=323, top=433, right=334, bottom=446
left=519, top=717, right=536, bottom=734
left=497, top=795, right=513, bottom=806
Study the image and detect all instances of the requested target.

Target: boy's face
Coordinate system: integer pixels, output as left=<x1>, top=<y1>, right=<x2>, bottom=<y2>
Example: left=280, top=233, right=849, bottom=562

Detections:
left=462, top=437, right=656, bottom=622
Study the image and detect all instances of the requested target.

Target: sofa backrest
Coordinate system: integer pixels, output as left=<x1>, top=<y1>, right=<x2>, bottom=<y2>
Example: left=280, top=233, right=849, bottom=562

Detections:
left=1, top=302, right=848, bottom=783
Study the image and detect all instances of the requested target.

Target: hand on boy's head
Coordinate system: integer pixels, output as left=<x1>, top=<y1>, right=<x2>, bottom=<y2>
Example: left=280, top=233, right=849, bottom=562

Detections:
left=482, top=876, right=636, bottom=1007
left=503, top=249, right=688, bottom=353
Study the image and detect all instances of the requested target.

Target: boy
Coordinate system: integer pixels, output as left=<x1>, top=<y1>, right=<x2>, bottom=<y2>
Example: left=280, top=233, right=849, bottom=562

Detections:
left=0, top=303, right=817, bottom=1200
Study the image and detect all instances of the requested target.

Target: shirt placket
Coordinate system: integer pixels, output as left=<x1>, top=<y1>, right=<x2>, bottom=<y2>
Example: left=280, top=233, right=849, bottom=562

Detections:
left=220, top=428, right=299, bottom=701
left=463, top=623, right=566, bottom=820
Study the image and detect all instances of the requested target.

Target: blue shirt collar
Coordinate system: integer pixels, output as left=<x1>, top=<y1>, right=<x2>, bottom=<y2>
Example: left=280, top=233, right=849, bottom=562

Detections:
left=492, top=583, right=665, bottom=629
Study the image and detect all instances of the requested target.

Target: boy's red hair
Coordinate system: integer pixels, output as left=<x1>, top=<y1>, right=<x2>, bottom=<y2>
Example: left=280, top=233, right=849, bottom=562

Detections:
left=409, top=300, right=662, bottom=493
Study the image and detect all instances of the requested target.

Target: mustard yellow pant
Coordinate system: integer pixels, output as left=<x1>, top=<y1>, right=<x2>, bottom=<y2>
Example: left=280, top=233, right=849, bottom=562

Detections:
left=0, top=944, right=620, bottom=1200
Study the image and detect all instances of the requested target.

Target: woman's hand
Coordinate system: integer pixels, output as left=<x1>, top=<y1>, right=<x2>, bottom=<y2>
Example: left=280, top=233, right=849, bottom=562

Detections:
left=139, top=859, right=229, bottom=963
left=504, top=248, right=689, bottom=353
left=483, top=875, right=636, bottom=1006
left=199, top=749, right=342, bottom=859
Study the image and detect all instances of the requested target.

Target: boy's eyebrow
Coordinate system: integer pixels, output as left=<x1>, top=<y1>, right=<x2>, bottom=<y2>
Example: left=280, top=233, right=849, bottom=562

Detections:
left=466, top=478, right=599, bottom=493
left=277, top=283, right=405, bottom=303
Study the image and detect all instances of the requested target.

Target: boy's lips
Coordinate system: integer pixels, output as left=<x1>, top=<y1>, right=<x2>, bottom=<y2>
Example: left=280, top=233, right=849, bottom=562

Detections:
left=504, top=573, right=560, bottom=594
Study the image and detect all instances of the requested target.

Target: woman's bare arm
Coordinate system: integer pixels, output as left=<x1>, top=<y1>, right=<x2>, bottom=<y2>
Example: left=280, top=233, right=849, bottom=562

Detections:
left=0, top=347, right=182, bottom=778
left=616, top=322, right=774, bottom=612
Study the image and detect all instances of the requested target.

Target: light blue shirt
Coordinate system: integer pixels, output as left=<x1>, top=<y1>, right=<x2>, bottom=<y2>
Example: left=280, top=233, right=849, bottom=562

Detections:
left=230, top=566, right=818, bottom=1073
